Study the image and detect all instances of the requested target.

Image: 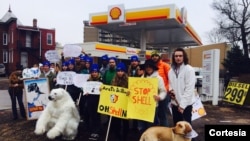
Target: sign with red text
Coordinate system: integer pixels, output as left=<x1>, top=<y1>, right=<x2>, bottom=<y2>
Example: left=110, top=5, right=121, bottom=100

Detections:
left=98, top=85, right=129, bottom=119
left=128, top=77, right=158, bottom=122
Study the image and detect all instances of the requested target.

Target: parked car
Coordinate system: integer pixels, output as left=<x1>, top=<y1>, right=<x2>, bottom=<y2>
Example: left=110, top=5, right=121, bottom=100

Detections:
left=0, top=63, right=6, bottom=76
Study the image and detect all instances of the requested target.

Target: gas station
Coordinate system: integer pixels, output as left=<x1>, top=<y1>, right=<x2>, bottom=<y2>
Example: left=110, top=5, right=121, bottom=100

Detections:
left=89, top=4, right=202, bottom=61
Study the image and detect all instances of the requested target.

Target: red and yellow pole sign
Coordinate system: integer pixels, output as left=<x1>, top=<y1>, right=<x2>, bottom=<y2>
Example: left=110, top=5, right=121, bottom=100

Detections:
left=223, top=81, right=250, bottom=105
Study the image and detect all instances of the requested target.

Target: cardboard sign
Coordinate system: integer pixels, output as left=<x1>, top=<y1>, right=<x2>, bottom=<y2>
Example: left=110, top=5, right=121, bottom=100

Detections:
left=73, top=74, right=90, bottom=88
left=83, top=81, right=103, bottom=95
left=45, top=50, right=60, bottom=62
left=56, top=71, right=76, bottom=85
left=22, top=68, right=41, bottom=78
left=63, top=44, right=82, bottom=57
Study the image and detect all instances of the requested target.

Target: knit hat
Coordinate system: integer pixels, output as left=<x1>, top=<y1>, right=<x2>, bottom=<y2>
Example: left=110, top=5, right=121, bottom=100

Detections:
left=80, top=55, right=86, bottom=61
left=42, top=60, right=50, bottom=67
left=101, top=54, right=109, bottom=61
left=130, top=55, right=139, bottom=62
left=151, top=50, right=160, bottom=57
left=90, top=64, right=99, bottom=73
left=109, top=57, right=117, bottom=62
left=144, top=59, right=158, bottom=70
left=68, top=58, right=75, bottom=65
left=116, top=62, right=126, bottom=72
left=85, top=56, right=93, bottom=64
left=62, top=61, right=69, bottom=67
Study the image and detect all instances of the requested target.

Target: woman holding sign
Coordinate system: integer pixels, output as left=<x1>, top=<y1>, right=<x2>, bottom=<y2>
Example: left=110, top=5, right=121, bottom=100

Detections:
left=84, top=64, right=102, bottom=141
left=137, top=59, right=167, bottom=134
left=110, top=62, right=130, bottom=141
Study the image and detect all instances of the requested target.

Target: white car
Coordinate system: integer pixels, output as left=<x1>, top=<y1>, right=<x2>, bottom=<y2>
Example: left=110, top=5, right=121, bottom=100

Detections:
left=0, top=63, right=6, bottom=76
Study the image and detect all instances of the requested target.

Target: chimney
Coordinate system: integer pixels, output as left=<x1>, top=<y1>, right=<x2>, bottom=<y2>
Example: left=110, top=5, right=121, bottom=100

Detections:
left=33, top=18, right=37, bottom=28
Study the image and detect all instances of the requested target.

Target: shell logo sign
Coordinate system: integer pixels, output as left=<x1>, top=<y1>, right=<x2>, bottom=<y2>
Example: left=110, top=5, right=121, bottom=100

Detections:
left=108, top=4, right=125, bottom=23
left=110, top=7, right=122, bottom=20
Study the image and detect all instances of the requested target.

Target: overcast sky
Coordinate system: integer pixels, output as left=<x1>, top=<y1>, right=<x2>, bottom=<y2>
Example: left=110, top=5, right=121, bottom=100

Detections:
left=0, top=0, right=216, bottom=45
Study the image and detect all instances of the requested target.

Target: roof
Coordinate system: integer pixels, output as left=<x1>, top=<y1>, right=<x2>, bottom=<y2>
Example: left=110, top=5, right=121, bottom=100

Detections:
left=0, top=7, right=22, bottom=25
left=89, top=4, right=202, bottom=48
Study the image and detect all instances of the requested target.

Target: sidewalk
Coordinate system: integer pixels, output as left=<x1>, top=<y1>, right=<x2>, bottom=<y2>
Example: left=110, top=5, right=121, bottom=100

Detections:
left=0, top=90, right=11, bottom=110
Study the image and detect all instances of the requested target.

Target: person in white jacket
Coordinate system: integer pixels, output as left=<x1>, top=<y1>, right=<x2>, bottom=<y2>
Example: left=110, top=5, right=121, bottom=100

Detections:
left=168, top=47, right=196, bottom=126
left=137, top=59, right=167, bottom=134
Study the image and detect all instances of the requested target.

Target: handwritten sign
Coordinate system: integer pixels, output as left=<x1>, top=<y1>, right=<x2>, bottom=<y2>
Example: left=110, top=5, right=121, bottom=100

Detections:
left=223, top=81, right=250, bottom=105
left=45, top=50, right=60, bottom=62
left=22, top=67, right=41, bottom=78
left=98, top=85, right=129, bottom=119
left=128, top=77, right=158, bottom=122
left=83, top=81, right=103, bottom=95
left=73, top=74, right=90, bottom=88
left=63, top=44, right=82, bottom=57
left=56, top=71, right=76, bottom=85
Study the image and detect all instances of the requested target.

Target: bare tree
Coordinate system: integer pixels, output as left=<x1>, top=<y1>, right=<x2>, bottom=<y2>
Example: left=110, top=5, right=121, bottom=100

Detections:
left=205, top=27, right=226, bottom=43
left=212, top=0, right=250, bottom=58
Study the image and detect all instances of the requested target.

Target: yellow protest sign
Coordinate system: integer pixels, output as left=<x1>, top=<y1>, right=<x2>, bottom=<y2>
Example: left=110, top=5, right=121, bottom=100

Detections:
left=127, top=77, right=158, bottom=122
left=223, top=81, right=250, bottom=105
left=98, top=85, right=129, bottom=119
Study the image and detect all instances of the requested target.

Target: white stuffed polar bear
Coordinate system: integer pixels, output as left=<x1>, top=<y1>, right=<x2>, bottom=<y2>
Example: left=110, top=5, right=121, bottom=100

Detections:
left=34, top=88, right=80, bottom=140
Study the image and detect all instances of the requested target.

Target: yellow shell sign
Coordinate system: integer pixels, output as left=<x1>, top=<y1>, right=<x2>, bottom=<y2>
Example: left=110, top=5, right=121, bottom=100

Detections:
left=110, top=7, right=121, bottom=20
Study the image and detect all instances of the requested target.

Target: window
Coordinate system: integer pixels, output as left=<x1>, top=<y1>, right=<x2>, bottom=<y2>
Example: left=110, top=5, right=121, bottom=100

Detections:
left=26, top=32, right=31, bottom=47
left=3, top=50, right=8, bottom=63
left=3, top=33, right=8, bottom=45
left=47, top=33, right=52, bottom=45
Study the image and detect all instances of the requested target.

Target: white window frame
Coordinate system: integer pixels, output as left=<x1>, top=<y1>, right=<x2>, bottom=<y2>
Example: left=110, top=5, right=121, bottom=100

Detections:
left=47, top=33, right=53, bottom=45
left=3, top=33, right=8, bottom=45
left=3, top=50, right=8, bottom=63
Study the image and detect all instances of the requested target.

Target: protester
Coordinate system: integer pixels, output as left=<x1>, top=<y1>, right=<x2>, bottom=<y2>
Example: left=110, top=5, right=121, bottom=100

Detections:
left=8, top=70, right=26, bottom=120
left=99, top=54, right=109, bottom=78
left=85, top=64, right=102, bottom=141
left=137, top=59, right=167, bottom=134
left=110, top=62, right=130, bottom=141
left=151, top=50, right=171, bottom=127
left=102, top=57, right=117, bottom=85
left=168, top=47, right=196, bottom=126
left=40, top=60, right=56, bottom=91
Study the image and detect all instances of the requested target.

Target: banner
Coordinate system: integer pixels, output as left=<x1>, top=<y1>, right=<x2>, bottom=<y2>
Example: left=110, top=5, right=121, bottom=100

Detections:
left=24, top=78, right=50, bottom=120
left=128, top=77, right=158, bottom=122
left=98, top=85, right=129, bottom=119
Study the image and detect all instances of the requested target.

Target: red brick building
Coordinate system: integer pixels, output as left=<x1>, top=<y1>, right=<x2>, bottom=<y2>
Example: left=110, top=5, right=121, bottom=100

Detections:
left=0, top=7, right=56, bottom=75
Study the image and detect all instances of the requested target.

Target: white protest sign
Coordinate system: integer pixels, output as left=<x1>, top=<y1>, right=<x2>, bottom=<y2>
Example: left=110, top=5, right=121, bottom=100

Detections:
left=22, top=68, right=41, bottom=78
left=83, top=81, right=103, bottom=95
left=191, top=96, right=207, bottom=121
left=73, top=74, right=90, bottom=88
left=63, top=44, right=82, bottom=57
left=45, top=50, right=60, bottom=62
left=56, top=71, right=76, bottom=85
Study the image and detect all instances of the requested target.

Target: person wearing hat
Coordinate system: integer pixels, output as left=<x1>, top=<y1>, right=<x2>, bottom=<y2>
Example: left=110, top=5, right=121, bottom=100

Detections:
left=99, top=54, right=109, bottom=78
left=81, top=56, right=93, bottom=74
left=128, top=55, right=140, bottom=77
left=40, top=60, right=56, bottom=91
left=84, top=64, right=102, bottom=141
left=110, top=62, right=130, bottom=141
left=102, top=57, right=117, bottom=85
left=137, top=59, right=167, bottom=134
left=151, top=50, right=171, bottom=127
left=61, top=61, right=69, bottom=71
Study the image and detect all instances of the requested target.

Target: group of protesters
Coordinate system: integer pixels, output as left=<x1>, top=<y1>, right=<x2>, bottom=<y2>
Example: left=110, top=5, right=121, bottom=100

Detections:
left=9, top=47, right=198, bottom=141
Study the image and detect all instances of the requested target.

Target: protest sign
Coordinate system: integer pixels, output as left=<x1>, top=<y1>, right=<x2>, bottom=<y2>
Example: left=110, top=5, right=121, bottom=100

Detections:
left=45, top=50, right=60, bottom=62
left=73, top=74, right=90, bottom=88
left=83, top=81, right=103, bottom=95
left=63, top=44, right=82, bottom=57
left=24, top=78, right=50, bottom=120
left=22, top=67, right=41, bottom=79
left=98, top=85, right=129, bottom=119
left=56, top=71, right=76, bottom=85
left=128, top=77, right=158, bottom=122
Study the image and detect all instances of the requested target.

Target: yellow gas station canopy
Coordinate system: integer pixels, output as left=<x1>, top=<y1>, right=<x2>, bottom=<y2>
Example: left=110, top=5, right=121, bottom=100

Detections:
left=89, top=4, right=202, bottom=48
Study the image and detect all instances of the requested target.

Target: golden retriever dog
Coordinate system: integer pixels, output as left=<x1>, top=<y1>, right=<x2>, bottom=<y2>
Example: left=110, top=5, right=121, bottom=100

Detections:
left=139, top=121, right=195, bottom=141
